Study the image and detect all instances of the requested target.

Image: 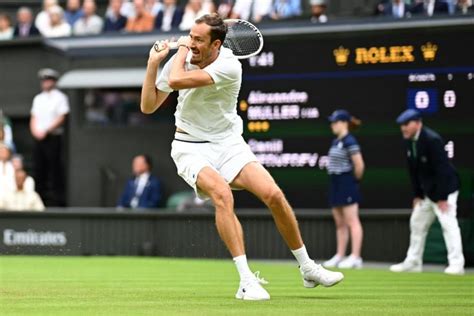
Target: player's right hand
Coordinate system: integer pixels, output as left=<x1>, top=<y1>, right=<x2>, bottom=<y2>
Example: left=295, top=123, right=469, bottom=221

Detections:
left=149, top=40, right=170, bottom=63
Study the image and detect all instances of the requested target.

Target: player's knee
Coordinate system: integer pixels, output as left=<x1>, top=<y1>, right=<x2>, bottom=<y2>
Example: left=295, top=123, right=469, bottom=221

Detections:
left=211, top=186, right=234, bottom=209
left=263, top=186, right=285, bottom=209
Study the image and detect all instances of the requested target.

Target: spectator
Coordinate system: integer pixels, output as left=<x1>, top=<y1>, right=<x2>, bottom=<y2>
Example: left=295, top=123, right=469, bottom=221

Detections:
left=179, top=0, right=212, bottom=30
left=154, top=0, right=184, bottom=32
left=120, top=0, right=136, bottom=18
left=230, top=0, right=273, bottom=23
left=73, top=0, right=104, bottom=35
left=0, top=169, right=45, bottom=211
left=216, top=0, right=233, bottom=18
left=30, top=68, right=69, bottom=206
left=65, top=0, right=84, bottom=27
left=104, top=0, right=128, bottom=32
left=0, top=143, right=15, bottom=194
left=13, top=7, right=40, bottom=38
left=35, top=0, right=58, bottom=35
left=378, top=0, right=410, bottom=18
left=0, top=14, right=14, bottom=41
left=0, top=111, right=15, bottom=151
left=410, top=0, right=449, bottom=16
left=145, top=0, right=163, bottom=17
left=125, top=0, right=155, bottom=33
left=42, top=5, right=72, bottom=38
left=310, top=0, right=328, bottom=23
left=11, top=154, right=35, bottom=192
left=118, top=154, right=162, bottom=209
left=454, top=0, right=473, bottom=13
left=271, top=0, right=302, bottom=20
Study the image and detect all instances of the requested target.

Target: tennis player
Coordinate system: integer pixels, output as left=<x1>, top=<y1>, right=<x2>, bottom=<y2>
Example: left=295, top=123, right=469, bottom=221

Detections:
left=140, top=13, right=343, bottom=301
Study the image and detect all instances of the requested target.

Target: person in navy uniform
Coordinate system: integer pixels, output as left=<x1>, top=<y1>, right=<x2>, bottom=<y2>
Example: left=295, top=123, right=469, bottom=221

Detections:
left=390, top=109, right=465, bottom=275
left=118, top=154, right=162, bottom=209
left=323, top=110, right=365, bottom=269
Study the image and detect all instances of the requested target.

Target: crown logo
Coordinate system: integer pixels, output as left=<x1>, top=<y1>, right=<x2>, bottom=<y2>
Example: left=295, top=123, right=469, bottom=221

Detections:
left=239, top=100, right=248, bottom=111
left=333, top=46, right=350, bottom=66
left=421, top=42, right=438, bottom=61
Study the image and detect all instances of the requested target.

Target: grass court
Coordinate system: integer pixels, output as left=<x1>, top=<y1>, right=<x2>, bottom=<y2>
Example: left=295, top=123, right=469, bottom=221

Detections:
left=0, top=256, right=472, bottom=315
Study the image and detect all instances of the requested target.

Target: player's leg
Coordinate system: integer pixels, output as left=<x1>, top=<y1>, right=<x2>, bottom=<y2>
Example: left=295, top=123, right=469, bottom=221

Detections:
left=231, top=161, right=344, bottom=287
left=196, top=166, right=244, bottom=257
left=338, top=203, right=363, bottom=268
left=390, top=198, right=435, bottom=272
left=232, top=162, right=302, bottom=250
left=196, top=166, right=269, bottom=300
left=323, top=207, right=346, bottom=268
left=432, top=192, right=465, bottom=275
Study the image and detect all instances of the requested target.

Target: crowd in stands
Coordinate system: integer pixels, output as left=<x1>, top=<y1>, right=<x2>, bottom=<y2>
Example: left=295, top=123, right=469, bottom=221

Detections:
left=0, top=68, right=70, bottom=211
left=375, top=0, right=473, bottom=18
left=0, top=0, right=471, bottom=41
left=0, top=130, right=45, bottom=211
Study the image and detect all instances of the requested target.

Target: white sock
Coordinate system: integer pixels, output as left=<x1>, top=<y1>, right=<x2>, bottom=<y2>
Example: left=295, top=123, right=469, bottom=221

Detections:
left=291, top=245, right=312, bottom=266
left=233, top=255, right=254, bottom=281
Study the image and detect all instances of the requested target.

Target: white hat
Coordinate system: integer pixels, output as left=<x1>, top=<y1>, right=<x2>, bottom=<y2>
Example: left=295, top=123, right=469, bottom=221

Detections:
left=310, top=0, right=327, bottom=5
left=38, top=68, right=60, bottom=80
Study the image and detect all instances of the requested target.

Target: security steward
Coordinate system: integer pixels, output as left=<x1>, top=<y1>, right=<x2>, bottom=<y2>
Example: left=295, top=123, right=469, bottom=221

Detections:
left=30, top=68, right=70, bottom=206
left=390, top=109, right=464, bottom=275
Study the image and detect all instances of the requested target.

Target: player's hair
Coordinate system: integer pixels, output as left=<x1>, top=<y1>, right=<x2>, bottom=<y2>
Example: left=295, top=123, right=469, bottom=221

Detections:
left=349, top=116, right=362, bottom=131
left=195, top=13, right=227, bottom=46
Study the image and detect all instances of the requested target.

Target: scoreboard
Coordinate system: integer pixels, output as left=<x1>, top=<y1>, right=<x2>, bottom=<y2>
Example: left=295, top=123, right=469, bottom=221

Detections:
left=233, top=23, right=474, bottom=213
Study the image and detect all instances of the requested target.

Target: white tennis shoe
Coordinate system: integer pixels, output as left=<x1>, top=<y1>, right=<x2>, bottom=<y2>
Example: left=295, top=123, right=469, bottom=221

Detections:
left=389, top=261, right=422, bottom=273
left=338, top=255, right=363, bottom=269
left=235, top=272, right=270, bottom=301
left=300, top=261, right=344, bottom=288
left=444, top=265, right=465, bottom=276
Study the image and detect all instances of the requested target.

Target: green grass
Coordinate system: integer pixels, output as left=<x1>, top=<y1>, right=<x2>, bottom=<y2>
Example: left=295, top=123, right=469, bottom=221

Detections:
left=0, top=257, right=472, bottom=315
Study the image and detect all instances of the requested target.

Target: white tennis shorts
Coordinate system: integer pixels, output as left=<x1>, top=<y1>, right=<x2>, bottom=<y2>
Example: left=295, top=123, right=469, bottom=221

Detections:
left=170, top=132, right=259, bottom=199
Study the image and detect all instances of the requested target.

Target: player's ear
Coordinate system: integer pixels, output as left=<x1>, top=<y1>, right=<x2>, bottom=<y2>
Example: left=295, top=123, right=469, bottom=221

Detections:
left=212, top=39, right=222, bottom=49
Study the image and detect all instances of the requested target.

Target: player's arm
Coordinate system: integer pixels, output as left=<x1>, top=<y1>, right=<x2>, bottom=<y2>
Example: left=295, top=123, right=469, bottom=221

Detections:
left=168, top=37, right=214, bottom=90
left=141, top=42, right=171, bottom=114
left=351, top=153, right=365, bottom=180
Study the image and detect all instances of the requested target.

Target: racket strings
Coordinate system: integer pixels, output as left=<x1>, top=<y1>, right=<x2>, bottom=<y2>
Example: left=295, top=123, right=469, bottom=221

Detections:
left=223, top=21, right=262, bottom=58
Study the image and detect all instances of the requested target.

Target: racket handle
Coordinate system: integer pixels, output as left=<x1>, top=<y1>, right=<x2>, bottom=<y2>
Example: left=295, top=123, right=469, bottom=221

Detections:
left=168, top=42, right=178, bottom=50
left=156, top=41, right=178, bottom=51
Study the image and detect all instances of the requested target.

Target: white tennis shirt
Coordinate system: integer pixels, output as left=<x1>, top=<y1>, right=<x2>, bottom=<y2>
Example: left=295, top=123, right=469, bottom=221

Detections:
left=156, top=47, right=243, bottom=142
left=31, top=89, right=70, bottom=135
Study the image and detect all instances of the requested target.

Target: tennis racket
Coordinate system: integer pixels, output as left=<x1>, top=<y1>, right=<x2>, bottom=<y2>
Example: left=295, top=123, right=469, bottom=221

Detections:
left=153, top=19, right=264, bottom=59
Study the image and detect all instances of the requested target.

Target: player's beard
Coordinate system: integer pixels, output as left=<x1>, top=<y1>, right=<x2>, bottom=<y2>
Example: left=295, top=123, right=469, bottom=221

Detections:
left=190, top=48, right=211, bottom=66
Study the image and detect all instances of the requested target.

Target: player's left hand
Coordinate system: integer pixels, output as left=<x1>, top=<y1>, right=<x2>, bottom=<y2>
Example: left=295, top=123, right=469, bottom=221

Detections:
left=437, top=200, right=449, bottom=213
